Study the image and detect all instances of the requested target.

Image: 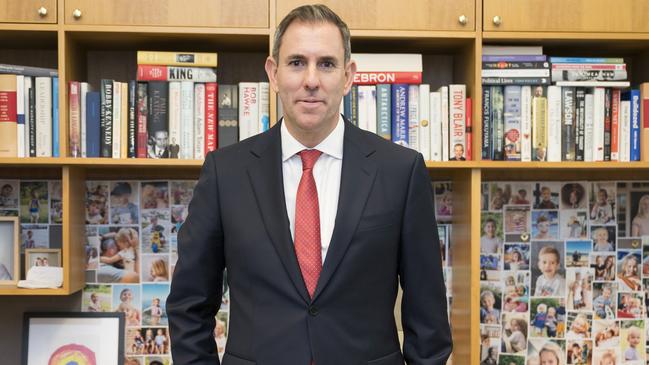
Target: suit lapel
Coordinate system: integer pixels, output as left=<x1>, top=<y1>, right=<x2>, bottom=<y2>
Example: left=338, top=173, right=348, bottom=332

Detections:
left=247, top=123, right=311, bottom=304
left=313, top=123, right=377, bottom=301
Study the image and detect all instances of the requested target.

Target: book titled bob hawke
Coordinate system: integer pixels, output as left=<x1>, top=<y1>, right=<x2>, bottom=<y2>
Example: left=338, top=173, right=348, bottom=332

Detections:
left=352, top=53, right=422, bottom=85
left=137, top=65, right=217, bottom=82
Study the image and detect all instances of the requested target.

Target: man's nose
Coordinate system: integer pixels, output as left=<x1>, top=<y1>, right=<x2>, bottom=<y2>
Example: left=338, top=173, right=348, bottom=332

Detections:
left=304, top=64, right=320, bottom=89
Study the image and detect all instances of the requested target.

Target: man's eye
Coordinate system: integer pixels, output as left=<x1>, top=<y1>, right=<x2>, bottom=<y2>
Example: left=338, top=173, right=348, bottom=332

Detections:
left=288, top=60, right=303, bottom=66
left=320, top=61, right=335, bottom=68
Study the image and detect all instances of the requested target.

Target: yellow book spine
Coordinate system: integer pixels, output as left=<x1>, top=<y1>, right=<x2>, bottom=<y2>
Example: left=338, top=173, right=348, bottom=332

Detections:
left=137, top=51, right=218, bottom=67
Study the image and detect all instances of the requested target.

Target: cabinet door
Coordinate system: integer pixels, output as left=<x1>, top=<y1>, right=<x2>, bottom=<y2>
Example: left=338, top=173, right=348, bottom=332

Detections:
left=276, top=0, right=475, bottom=31
left=0, top=0, right=57, bottom=23
left=65, top=0, right=268, bottom=28
left=484, top=0, right=649, bottom=33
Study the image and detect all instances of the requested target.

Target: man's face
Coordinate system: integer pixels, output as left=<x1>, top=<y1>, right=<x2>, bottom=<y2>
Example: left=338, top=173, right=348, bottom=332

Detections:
left=454, top=145, right=464, bottom=159
left=154, top=131, right=168, bottom=148
left=266, top=21, right=355, bottom=138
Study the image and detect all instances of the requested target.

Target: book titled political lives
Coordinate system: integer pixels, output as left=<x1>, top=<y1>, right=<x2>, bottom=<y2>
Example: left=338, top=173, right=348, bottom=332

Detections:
left=391, top=84, right=409, bottom=147
left=147, top=81, right=169, bottom=159
left=218, top=84, right=238, bottom=148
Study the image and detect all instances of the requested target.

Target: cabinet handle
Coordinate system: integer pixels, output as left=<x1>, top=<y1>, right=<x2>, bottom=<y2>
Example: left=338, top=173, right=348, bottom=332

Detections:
left=492, top=15, right=502, bottom=26
left=37, top=7, right=48, bottom=17
left=458, top=15, right=467, bottom=26
left=72, top=9, right=82, bottom=19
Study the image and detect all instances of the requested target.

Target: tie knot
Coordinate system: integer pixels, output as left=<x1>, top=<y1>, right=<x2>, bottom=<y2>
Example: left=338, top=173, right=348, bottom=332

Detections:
left=299, top=149, right=322, bottom=170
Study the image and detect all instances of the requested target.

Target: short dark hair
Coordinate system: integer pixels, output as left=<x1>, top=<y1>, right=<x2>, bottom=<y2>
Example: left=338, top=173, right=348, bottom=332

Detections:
left=273, top=4, right=351, bottom=64
left=111, top=182, right=132, bottom=197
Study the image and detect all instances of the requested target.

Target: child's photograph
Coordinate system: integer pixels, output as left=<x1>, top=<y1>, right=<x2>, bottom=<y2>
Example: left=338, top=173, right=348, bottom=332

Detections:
left=504, top=243, right=530, bottom=271
left=141, top=210, right=170, bottom=254
left=20, top=224, right=49, bottom=251
left=590, top=182, right=616, bottom=225
left=533, top=182, right=560, bottom=210
left=593, top=319, right=620, bottom=348
left=82, top=284, right=112, bottom=312
left=140, top=181, right=169, bottom=210
left=531, top=241, right=566, bottom=297
left=438, top=224, right=449, bottom=267
left=502, top=288, right=530, bottom=314
left=497, top=354, right=525, bottom=365
left=531, top=211, right=559, bottom=240
left=590, top=226, right=616, bottom=252
left=529, top=297, right=566, bottom=339
left=561, top=182, right=588, bottom=210
left=170, top=205, right=187, bottom=235
left=508, top=182, right=532, bottom=205
left=480, top=281, right=502, bottom=325
left=490, top=182, right=512, bottom=211
left=592, top=348, right=619, bottom=365
left=110, top=181, right=140, bottom=225
left=138, top=327, right=170, bottom=355
left=141, top=254, right=170, bottom=283
left=626, top=190, right=649, bottom=237
left=617, top=292, right=644, bottom=319
left=616, top=251, right=641, bottom=291
left=592, top=282, right=617, bottom=320
left=85, top=226, right=99, bottom=271
left=560, top=210, right=588, bottom=239
left=566, top=312, right=592, bottom=340
left=20, top=181, right=48, bottom=223
left=124, top=356, right=142, bottom=365
left=481, top=325, right=502, bottom=365
left=214, top=312, right=229, bottom=361
left=526, top=338, right=565, bottom=365
left=170, top=180, right=196, bottom=206
left=481, top=254, right=502, bottom=281
left=566, top=268, right=594, bottom=311
left=86, top=181, right=109, bottom=224
left=113, top=284, right=141, bottom=327
left=49, top=181, right=62, bottom=224
left=620, top=320, right=644, bottom=364
left=434, top=182, right=453, bottom=222
left=0, top=180, right=19, bottom=209
left=482, top=183, right=490, bottom=211
left=126, top=327, right=143, bottom=355
left=481, top=212, right=504, bottom=254
left=145, top=356, right=171, bottom=365
left=25, top=249, right=61, bottom=268
left=644, top=241, right=649, bottom=276
left=504, top=205, right=531, bottom=241
left=591, top=253, right=616, bottom=281
left=141, top=283, right=170, bottom=327
left=501, top=312, right=529, bottom=355
left=566, top=240, right=591, bottom=268
left=566, top=339, right=592, bottom=365
left=97, top=226, right=140, bottom=284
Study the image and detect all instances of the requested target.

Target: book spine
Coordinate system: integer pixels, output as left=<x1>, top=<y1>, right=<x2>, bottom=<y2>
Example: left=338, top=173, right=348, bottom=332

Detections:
left=357, top=85, right=370, bottom=131
left=86, top=91, right=101, bottom=158
left=620, top=98, right=630, bottom=162
left=147, top=81, right=169, bottom=159
left=449, top=84, right=466, bottom=160
left=482, top=61, right=549, bottom=69
left=561, top=86, right=576, bottom=161
left=35, top=76, right=52, bottom=157
left=23, top=77, right=31, bottom=157
left=217, top=84, right=238, bottom=148
left=80, top=82, right=89, bottom=158
left=391, top=84, right=409, bottom=147
left=552, top=63, right=626, bottom=70
left=136, top=82, right=148, bottom=158
left=639, top=83, right=649, bottom=161
left=482, top=69, right=550, bottom=78
left=466, top=97, right=472, bottom=161
left=367, top=86, right=377, bottom=135
left=603, top=88, right=612, bottom=161
left=439, top=86, right=449, bottom=161
left=180, top=81, right=194, bottom=159
left=0, top=74, right=18, bottom=157
left=343, top=92, right=352, bottom=121
left=112, top=81, right=121, bottom=159
left=593, top=88, right=605, bottom=161
left=630, top=89, right=641, bottom=161
left=137, top=65, right=218, bottom=82
left=100, top=79, right=113, bottom=158
left=481, top=86, right=492, bottom=160
left=532, top=86, right=547, bottom=161
left=353, top=71, right=422, bottom=85
left=69, top=81, right=81, bottom=157
left=126, top=81, right=136, bottom=158
left=482, top=55, right=547, bottom=62
left=52, top=77, right=59, bottom=157
left=520, top=86, right=532, bottom=162
left=575, top=88, right=586, bottom=161
left=137, top=51, right=218, bottom=67
left=168, top=81, right=181, bottom=158
left=503, top=85, right=522, bottom=161
left=408, top=85, right=420, bottom=151
left=16, top=75, right=24, bottom=158
left=0, top=63, right=58, bottom=77
left=552, top=69, right=627, bottom=82
left=120, top=82, right=128, bottom=159
left=482, top=77, right=549, bottom=85
left=418, top=84, right=431, bottom=160
left=546, top=85, right=562, bottom=162
left=430, top=91, right=442, bottom=161
left=611, top=89, right=621, bottom=161
left=193, top=83, right=206, bottom=159
left=205, top=82, right=218, bottom=153
left=376, top=84, right=391, bottom=140
left=549, top=57, right=625, bottom=64
left=28, top=77, right=36, bottom=157
left=239, top=82, right=259, bottom=141
left=491, top=86, right=504, bottom=160
left=259, top=82, right=270, bottom=133
left=350, top=85, right=359, bottom=126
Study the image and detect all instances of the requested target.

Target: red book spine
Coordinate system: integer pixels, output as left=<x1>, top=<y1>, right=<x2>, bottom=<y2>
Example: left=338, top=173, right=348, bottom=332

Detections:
left=136, top=83, right=148, bottom=158
left=465, top=97, right=472, bottom=160
left=137, top=65, right=167, bottom=81
left=0, top=91, right=16, bottom=122
left=611, top=89, right=621, bottom=160
left=353, top=72, right=422, bottom=85
left=205, top=82, right=218, bottom=154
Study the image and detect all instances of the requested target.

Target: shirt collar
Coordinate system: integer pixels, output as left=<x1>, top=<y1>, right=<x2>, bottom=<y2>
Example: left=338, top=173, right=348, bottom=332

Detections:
left=281, top=115, right=344, bottom=162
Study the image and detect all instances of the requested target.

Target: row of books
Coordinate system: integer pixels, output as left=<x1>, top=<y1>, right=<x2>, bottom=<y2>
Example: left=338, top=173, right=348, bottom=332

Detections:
left=0, top=65, right=60, bottom=158
left=482, top=84, right=649, bottom=162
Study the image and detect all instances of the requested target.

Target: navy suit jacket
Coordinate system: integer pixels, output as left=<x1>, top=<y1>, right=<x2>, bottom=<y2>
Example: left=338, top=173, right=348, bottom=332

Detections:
left=167, top=118, right=452, bottom=365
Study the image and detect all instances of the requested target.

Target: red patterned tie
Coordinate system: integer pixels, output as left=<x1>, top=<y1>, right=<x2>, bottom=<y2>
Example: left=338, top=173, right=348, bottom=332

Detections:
left=294, top=149, right=323, bottom=299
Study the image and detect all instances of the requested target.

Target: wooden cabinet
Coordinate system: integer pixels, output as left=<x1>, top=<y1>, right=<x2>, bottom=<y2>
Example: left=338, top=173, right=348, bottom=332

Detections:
left=276, top=0, right=475, bottom=31
left=484, top=0, right=649, bottom=33
left=64, top=0, right=269, bottom=28
left=0, top=0, right=56, bottom=23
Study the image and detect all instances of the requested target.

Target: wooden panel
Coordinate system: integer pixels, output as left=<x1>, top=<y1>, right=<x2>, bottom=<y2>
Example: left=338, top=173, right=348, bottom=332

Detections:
left=484, top=0, right=649, bottom=32
left=276, top=0, right=475, bottom=31
left=65, top=0, right=268, bottom=28
left=0, top=0, right=57, bottom=24
left=62, top=166, right=86, bottom=294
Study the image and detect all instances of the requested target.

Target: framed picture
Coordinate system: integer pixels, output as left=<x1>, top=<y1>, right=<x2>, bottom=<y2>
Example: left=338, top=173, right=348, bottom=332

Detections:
left=22, top=312, right=124, bottom=365
left=25, top=248, right=61, bottom=270
left=0, top=216, right=19, bottom=285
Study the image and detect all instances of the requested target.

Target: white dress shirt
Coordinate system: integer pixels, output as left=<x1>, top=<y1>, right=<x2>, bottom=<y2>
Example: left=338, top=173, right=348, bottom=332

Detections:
left=281, top=116, right=344, bottom=264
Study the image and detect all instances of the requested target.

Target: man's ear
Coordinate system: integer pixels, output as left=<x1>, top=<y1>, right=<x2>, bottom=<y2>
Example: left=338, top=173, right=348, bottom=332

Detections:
left=265, top=56, right=279, bottom=93
left=343, top=59, right=357, bottom=95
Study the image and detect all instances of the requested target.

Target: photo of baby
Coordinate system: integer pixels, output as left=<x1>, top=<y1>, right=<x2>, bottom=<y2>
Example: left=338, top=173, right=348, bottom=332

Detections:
left=589, top=183, right=616, bottom=225
left=590, top=226, right=616, bottom=252
left=616, top=251, right=641, bottom=291
left=140, top=181, right=169, bottom=210
left=531, top=241, right=565, bottom=297
left=620, top=320, right=644, bottom=364
left=434, top=182, right=453, bottom=223
left=110, top=181, right=139, bottom=225
left=141, top=283, right=169, bottom=326
left=566, top=339, right=592, bottom=364
left=504, top=244, right=530, bottom=271
left=82, top=284, right=112, bottom=312
left=482, top=212, right=504, bottom=254
left=566, top=312, right=592, bottom=340
left=530, top=298, right=566, bottom=339
left=170, top=180, right=196, bottom=206
left=0, top=180, right=19, bottom=210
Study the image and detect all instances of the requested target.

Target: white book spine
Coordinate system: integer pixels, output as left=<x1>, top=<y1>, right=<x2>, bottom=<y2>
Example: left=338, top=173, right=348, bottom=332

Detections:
left=449, top=84, right=466, bottom=159
left=367, top=85, right=377, bottom=135
left=429, top=91, right=442, bottom=161
left=593, top=87, right=605, bottom=161
left=259, top=82, right=270, bottom=133
left=35, top=77, right=52, bottom=157
left=180, top=81, right=194, bottom=159
left=194, top=83, right=206, bottom=159
left=16, top=75, right=25, bottom=157
left=357, top=85, right=371, bottom=131
left=520, top=86, right=532, bottom=161
left=408, top=85, right=419, bottom=151
left=24, top=77, right=31, bottom=156
left=239, top=82, right=259, bottom=141
left=546, top=85, right=562, bottom=162
left=112, top=81, right=121, bottom=158
left=418, top=84, right=431, bottom=160
left=584, top=93, right=594, bottom=162
left=620, top=100, right=631, bottom=162
left=80, top=82, right=89, bottom=158
left=168, top=81, right=181, bottom=158
left=439, top=86, right=449, bottom=161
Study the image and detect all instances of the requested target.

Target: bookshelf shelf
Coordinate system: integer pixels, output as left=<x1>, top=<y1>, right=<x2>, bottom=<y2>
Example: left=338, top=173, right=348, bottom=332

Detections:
left=0, top=286, right=74, bottom=295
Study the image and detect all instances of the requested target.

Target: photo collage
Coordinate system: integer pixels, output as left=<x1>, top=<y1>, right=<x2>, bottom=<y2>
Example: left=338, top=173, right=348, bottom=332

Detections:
left=480, top=181, right=649, bottom=365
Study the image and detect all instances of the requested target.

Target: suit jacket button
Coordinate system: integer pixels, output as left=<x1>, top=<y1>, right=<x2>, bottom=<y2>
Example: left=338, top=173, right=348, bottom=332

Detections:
left=308, top=305, right=319, bottom=316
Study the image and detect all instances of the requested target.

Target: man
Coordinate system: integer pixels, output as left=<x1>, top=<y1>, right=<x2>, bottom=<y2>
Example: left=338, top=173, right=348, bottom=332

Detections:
left=449, top=143, right=466, bottom=161
left=97, top=237, right=139, bottom=283
left=168, top=4, right=451, bottom=364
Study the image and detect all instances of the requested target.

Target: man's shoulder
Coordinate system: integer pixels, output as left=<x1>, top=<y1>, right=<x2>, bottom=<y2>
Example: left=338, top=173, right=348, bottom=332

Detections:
left=347, top=124, right=421, bottom=166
